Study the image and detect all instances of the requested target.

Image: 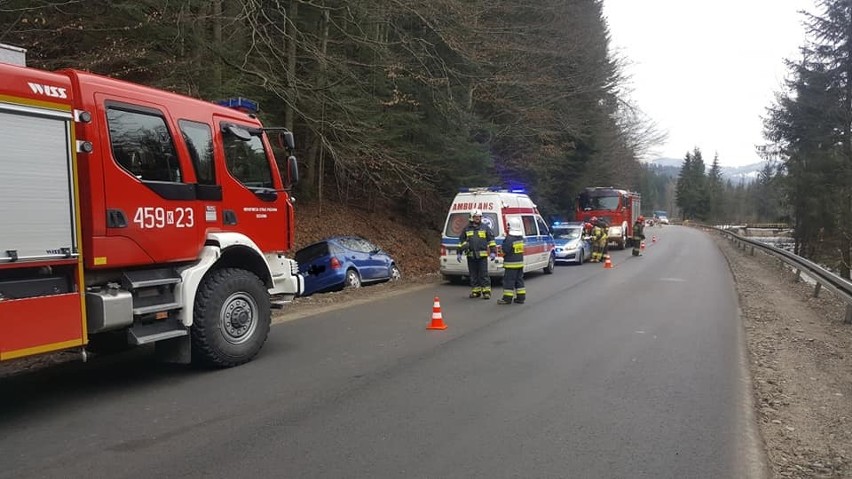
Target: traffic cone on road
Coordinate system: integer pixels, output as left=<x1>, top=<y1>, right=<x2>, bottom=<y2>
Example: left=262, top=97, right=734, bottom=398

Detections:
left=427, top=296, right=448, bottom=330
left=652, top=235, right=657, bottom=243
left=641, top=241, right=646, bottom=251
left=603, top=256, right=613, bottom=269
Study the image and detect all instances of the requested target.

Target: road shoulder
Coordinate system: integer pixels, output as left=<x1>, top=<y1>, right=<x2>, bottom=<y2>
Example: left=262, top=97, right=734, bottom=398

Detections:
left=715, top=233, right=852, bottom=478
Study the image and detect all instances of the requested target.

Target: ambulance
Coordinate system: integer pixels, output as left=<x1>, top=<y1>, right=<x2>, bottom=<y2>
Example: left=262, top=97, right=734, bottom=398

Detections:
left=440, top=187, right=556, bottom=282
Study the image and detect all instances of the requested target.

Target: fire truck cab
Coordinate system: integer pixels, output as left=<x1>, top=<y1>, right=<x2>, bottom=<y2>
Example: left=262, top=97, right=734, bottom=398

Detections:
left=576, top=187, right=642, bottom=250
left=0, top=46, right=303, bottom=368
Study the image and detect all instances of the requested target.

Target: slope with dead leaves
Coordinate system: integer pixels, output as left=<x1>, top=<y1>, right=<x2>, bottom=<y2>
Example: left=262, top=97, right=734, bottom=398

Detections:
left=291, top=201, right=443, bottom=278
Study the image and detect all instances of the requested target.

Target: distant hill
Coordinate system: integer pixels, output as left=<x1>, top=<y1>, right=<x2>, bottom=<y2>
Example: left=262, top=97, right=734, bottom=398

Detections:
left=646, top=157, right=766, bottom=184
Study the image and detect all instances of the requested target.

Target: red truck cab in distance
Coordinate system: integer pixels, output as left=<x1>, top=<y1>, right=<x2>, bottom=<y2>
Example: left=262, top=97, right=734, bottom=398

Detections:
left=575, top=187, right=642, bottom=250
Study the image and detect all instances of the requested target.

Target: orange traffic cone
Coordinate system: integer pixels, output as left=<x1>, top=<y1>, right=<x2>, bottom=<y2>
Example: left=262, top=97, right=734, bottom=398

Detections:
left=652, top=235, right=657, bottom=243
left=427, top=296, right=448, bottom=330
left=641, top=241, right=646, bottom=251
left=603, top=256, right=613, bottom=269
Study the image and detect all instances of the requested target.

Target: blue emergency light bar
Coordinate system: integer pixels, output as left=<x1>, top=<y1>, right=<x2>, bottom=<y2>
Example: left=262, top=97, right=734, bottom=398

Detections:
left=215, top=97, right=259, bottom=114
left=458, top=186, right=527, bottom=194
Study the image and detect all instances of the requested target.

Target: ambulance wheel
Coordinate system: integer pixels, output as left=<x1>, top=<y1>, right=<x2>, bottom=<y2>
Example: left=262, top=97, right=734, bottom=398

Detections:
left=191, top=268, right=271, bottom=368
left=543, top=254, right=556, bottom=274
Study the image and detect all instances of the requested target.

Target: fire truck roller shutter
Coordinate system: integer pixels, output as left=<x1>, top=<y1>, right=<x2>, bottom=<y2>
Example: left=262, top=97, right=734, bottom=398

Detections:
left=0, top=104, right=77, bottom=262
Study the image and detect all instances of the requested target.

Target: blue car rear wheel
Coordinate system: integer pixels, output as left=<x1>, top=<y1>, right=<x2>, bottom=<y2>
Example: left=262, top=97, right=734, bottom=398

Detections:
left=345, top=269, right=362, bottom=288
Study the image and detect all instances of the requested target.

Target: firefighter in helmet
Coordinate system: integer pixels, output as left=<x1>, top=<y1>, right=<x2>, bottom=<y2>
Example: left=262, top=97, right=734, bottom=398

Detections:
left=590, top=217, right=606, bottom=262
left=457, top=209, right=497, bottom=299
left=632, top=215, right=646, bottom=256
left=498, top=217, right=526, bottom=304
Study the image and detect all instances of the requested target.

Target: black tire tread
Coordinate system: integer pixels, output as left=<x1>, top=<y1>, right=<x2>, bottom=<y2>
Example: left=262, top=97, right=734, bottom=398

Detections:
left=191, top=268, right=270, bottom=368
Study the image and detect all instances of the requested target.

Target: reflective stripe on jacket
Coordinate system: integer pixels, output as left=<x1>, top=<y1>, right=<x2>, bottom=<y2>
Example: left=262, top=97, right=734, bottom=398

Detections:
left=501, top=234, right=524, bottom=269
left=458, top=223, right=496, bottom=258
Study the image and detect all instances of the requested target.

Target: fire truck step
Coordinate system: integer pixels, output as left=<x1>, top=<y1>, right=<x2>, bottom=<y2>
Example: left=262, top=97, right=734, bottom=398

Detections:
left=128, top=321, right=188, bottom=345
left=122, top=269, right=182, bottom=291
left=132, top=302, right=182, bottom=316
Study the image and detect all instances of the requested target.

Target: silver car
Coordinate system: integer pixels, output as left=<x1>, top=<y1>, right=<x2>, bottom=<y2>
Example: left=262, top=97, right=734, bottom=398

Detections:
left=552, top=223, right=592, bottom=265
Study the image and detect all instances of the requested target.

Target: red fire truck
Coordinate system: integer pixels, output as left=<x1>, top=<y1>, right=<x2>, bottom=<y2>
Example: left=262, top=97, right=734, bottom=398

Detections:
left=0, top=45, right=302, bottom=368
left=575, top=187, right=642, bottom=249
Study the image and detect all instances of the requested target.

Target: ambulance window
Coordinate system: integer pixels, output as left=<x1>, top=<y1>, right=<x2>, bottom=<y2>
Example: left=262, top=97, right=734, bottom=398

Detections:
left=444, top=213, right=470, bottom=237
left=179, top=120, right=215, bottom=185
left=536, top=217, right=550, bottom=236
left=480, top=213, right=499, bottom=235
left=522, top=216, right=538, bottom=236
left=222, top=123, right=274, bottom=189
left=107, top=107, right=183, bottom=183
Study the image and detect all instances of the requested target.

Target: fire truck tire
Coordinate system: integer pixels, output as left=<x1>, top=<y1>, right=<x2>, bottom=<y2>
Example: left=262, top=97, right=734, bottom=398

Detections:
left=191, top=268, right=271, bottom=368
left=543, top=253, right=556, bottom=274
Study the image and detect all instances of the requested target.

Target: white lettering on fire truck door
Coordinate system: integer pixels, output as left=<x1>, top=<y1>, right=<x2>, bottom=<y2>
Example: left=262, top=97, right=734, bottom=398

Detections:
left=133, top=207, right=195, bottom=229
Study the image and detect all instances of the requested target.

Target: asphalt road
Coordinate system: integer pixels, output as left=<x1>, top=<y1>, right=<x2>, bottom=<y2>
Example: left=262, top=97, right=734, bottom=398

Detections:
left=0, top=226, right=765, bottom=479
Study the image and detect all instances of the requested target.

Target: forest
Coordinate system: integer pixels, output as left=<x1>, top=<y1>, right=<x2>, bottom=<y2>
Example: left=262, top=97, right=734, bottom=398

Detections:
left=0, top=0, right=662, bottom=225
left=6, top=0, right=851, bottom=276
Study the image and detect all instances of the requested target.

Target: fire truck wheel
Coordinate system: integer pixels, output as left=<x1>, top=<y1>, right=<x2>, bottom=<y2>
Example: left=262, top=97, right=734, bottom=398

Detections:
left=543, top=254, right=556, bottom=274
left=191, top=268, right=271, bottom=368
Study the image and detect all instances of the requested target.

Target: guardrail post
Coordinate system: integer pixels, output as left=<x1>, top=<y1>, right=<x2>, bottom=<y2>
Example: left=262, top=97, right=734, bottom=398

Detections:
left=845, top=304, right=852, bottom=324
left=750, top=246, right=755, bottom=256
left=794, top=269, right=801, bottom=282
left=814, top=282, right=822, bottom=298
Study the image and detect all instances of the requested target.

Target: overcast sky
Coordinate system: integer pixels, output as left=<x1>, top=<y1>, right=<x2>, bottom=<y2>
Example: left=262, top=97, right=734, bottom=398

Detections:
left=602, top=0, right=814, bottom=167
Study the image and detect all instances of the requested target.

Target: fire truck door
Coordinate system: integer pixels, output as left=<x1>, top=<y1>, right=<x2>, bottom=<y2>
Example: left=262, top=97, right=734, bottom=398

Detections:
left=101, top=101, right=203, bottom=265
left=215, top=119, right=290, bottom=253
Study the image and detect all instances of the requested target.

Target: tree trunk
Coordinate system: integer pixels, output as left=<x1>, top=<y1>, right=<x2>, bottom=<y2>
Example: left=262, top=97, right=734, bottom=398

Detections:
left=285, top=0, right=299, bottom=132
left=212, top=0, right=223, bottom=93
left=317, top=6, right=329, bottom=211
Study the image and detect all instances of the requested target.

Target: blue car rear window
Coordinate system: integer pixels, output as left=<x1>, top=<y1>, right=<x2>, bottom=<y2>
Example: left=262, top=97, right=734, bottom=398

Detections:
left=296, top=242, right=329, bottom=263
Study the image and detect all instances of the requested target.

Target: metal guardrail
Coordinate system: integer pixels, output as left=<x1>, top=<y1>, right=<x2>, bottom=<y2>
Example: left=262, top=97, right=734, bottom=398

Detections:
left=700, top=224, right=852, bottom=324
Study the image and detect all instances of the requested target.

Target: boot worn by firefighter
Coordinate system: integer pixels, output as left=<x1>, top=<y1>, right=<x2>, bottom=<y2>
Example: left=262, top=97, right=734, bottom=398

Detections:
left=469, top=288, right=481, bottom=298
left=482, top=289, right=491, bottom=300
left=514, top=289, right=526, bottom=304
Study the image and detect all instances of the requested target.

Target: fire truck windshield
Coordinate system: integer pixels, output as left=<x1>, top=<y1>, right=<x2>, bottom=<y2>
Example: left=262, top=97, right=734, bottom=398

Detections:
left=578, top=194, right=620, bottom=211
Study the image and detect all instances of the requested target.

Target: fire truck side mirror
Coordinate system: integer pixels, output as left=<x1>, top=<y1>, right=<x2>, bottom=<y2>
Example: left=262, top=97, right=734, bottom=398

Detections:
left=278, top=131, right=295, bottom=151
left=286, top=155, right=299, bottom=186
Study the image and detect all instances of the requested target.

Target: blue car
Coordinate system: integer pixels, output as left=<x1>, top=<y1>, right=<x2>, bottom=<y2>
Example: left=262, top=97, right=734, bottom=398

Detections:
left=295, top=236, right=402, bottom=296
left=551, top=222, right=592, bottom=265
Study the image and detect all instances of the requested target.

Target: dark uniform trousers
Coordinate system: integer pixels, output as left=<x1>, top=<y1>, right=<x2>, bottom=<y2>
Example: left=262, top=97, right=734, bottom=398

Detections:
left=467, top=257, right=490, bottom=294
left=501, top=267, right=525, bottom=303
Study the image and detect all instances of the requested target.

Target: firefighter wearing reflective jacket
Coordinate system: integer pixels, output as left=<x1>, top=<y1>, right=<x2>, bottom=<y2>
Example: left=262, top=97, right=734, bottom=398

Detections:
left=632, top=215, right=646, bottom=256
left=457, top=209, right=497, bottom=299
left=498, top=218, right=526, bottom=304
left=590, top=217, right=607, bottom=263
